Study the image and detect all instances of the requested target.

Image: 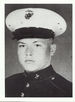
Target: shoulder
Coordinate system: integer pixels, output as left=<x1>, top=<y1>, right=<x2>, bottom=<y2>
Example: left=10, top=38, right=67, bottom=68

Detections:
left=5, top=73, right=25, bottom=96
left=47, top=72, right=72, bottom=96
left=5, top=72, right=25, bottom=87
left=6, top=73, right=24, bottom=82
left=53, top=72, right=72, bottom=88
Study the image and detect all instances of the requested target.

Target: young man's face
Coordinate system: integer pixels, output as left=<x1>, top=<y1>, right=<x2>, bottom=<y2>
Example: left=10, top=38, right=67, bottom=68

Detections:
left=17, top=38, right=55, bottom=72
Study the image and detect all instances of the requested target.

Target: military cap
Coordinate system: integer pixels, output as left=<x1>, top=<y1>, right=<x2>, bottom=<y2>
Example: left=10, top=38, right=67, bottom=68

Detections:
left=6, top=8, right=67, bottom=39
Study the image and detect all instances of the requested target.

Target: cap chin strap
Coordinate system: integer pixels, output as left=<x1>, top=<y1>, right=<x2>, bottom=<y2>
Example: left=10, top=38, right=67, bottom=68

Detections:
left=12, top=27, right=55, bottom=40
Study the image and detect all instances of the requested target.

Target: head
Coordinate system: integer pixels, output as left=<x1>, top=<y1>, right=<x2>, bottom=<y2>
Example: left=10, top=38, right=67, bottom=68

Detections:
left=5, top=8, right=67, bottom=72
left=17, top=38, right=56, bottom=72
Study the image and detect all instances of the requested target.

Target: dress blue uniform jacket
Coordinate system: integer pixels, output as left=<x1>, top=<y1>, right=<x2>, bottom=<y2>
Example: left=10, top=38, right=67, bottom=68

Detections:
left=5, top=65, right=72, bottom=97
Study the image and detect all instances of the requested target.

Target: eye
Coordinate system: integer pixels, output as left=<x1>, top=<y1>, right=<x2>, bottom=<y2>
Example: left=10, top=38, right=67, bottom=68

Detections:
left=18, top=44, right=25, bottom=47
left=35, top=44, right=41, bottom=47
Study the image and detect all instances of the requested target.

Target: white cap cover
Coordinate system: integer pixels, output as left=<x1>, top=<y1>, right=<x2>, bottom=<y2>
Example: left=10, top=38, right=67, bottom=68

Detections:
left=6, top=8, right=67, bottom=36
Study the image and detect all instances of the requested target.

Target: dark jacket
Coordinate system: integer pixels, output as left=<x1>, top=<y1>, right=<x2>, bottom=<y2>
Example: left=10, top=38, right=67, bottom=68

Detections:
left=5, top=65, right=72, bottom=97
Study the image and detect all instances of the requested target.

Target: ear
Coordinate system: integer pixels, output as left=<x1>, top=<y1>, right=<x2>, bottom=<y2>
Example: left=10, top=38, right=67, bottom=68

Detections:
left=50, top=44, right=56, bottom=56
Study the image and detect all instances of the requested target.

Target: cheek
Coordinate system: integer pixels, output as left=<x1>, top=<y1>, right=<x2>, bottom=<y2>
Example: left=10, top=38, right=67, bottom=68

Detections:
left=45, top=47, right=51, bottom=57
left=34, top=47, right=50, bottom=60
left=17, top=48, right=25, bottom=60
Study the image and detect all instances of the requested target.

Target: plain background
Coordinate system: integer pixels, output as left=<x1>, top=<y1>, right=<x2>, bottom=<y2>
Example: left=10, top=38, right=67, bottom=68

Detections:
left=5, top=4, right=72, bottom=82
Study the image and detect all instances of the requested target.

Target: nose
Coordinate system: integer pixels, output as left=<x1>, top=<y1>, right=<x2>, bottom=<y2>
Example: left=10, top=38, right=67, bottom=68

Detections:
left=25, top=46, right=33, bottom=56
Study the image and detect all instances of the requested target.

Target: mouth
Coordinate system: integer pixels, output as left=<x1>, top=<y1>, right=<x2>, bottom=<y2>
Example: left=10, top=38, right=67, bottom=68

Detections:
left=25, top=60, right=34, bottom=63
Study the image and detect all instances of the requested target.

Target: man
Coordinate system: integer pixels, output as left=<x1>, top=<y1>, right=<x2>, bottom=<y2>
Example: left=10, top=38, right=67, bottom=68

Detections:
left=5, top=8, right=72, bottom=97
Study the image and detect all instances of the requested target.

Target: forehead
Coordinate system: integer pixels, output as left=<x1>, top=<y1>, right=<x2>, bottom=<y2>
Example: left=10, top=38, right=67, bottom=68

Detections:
left=17, top=38, right=52, bottom=44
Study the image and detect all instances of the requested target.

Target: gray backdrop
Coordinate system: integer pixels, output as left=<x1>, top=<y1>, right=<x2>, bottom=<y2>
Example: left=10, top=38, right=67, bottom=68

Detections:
left=5, top=4, right=72, bottom=82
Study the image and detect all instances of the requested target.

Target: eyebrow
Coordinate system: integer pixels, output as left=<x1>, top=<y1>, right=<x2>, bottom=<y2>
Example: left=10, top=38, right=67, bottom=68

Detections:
left=17, top=42, right=26, bottom=44
left=33, top=41, right=39, bottom=43
left=18, top=40, right=41, bottom=44
left=18, top=41, right=39, bottom=44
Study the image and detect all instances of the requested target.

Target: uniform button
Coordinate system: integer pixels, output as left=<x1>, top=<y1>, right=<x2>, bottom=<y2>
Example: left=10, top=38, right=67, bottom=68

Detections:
left=51, top=77, right=55, bottom=80
left=26, top=82, right=30, bottom=88
left=21, top=92, right=24, bottom=97
left=35, top=74, right=39, bottom=79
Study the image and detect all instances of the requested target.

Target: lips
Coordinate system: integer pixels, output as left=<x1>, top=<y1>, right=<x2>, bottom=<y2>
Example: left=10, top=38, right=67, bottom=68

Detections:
left=25, top=59, right=34, bottom=63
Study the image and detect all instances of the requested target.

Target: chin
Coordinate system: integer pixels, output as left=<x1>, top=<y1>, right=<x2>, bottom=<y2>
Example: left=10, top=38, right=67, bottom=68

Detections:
left=22, top=65, right=38, bottom=72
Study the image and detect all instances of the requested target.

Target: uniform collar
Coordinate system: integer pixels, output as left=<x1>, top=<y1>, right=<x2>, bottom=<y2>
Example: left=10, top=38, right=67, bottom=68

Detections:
left=24, top=65, right=55, bottom=81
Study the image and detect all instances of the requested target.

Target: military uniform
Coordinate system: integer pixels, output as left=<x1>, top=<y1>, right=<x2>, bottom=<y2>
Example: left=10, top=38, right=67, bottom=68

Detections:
left=5, top=65, right=72, bottom=97
left=5, top=8, right=72, bottom=97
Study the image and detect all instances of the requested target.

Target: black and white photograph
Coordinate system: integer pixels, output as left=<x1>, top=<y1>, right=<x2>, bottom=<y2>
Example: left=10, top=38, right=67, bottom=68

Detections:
left=5, top=4, right=72, bottom=97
